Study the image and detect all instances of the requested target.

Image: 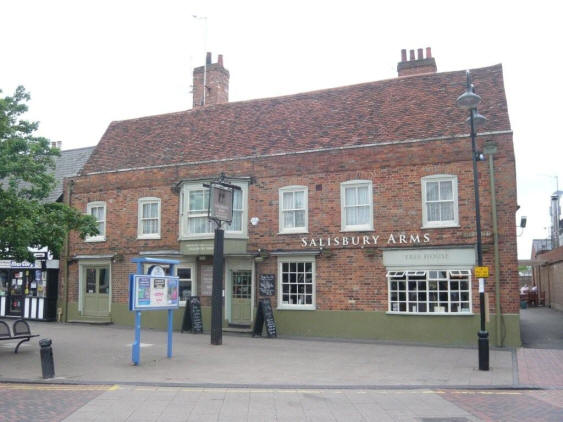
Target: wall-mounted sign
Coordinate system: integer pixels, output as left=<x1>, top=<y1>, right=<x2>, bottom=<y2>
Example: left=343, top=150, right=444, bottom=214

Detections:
left=129, top=275, right=179, bottom=311
left=200, top=265, right=213, bottom=296
left=474, top=266, right=489, bottom=278
left=300, top=233, right=431, bottom=249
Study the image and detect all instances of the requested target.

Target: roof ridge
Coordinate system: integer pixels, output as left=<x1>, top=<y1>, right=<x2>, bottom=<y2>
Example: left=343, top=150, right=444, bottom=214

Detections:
left=107, top=64, right=503, bottom=126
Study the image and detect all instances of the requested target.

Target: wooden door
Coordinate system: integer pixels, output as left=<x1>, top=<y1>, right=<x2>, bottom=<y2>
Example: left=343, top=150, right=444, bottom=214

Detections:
left=231, top=270, right=252, bottom=325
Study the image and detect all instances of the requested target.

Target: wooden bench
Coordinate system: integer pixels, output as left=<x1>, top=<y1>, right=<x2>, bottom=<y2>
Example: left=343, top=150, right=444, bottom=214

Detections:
left=0, top=320, right=40, bottom=353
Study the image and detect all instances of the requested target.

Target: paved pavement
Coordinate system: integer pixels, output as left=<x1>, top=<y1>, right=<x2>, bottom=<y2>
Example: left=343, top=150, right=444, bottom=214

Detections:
left=1, top=309, right=562, bottom=421
left=1, top=321, right=515, bottom=387
left=520, top=306, right=563, bottom=349
left=1, top=383, right=563, bottom=422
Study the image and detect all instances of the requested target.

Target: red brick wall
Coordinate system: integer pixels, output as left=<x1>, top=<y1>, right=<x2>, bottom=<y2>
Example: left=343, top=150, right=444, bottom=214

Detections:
left=65, top=131, right=519, bottom=314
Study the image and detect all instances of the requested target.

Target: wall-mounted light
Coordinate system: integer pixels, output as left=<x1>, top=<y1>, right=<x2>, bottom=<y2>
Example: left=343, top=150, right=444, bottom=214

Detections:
left=250, top=217, right=260, bottom=226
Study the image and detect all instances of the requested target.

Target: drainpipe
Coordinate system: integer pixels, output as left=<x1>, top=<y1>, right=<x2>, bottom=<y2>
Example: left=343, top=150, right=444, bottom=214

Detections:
left=62, top=178, right=74, bottom=322
left=484, top=140, right=502, bottom=347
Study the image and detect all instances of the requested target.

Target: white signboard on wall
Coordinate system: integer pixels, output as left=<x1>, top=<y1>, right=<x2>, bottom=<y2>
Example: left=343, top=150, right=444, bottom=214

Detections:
left=383, top=248, right=476, bottom=269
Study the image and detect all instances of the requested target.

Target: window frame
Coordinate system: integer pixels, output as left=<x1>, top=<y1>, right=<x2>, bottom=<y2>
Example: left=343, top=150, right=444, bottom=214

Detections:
left=179, top=181, right=249, bottom=240
left=86, top=201, right=106, bottom=242
left=137, top=197, right=161, bottom=239
left=386, top=269, right=473, bottom=315
left=278, top=185, right=309, bottom=234
left=176, top=265, right=196, bottom=307
left=421, top=175, right=459, bottom=228
left=277, top=257, right=316, bottom=311
left=340, top=180, right=374, bottom=232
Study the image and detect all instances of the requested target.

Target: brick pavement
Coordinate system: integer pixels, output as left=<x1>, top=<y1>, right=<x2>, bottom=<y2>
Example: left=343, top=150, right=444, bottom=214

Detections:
left=0, top=383, right=113, bottom=422
left=440, top=390, right=563, bottom=422
left=517, top=348, right=563, bottom=387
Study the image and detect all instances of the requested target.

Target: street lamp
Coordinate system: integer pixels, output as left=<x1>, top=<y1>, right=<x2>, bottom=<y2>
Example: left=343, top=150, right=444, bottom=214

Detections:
left=456, top=70, right=489, bottom=371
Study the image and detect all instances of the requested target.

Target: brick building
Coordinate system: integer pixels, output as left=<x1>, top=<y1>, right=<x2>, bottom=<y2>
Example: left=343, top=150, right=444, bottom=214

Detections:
left=62, top=49, right=520, bottom=346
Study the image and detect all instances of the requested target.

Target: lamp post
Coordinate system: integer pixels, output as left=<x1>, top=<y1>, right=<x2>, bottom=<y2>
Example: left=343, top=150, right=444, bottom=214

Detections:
left=456, top=70, right=489, bottom=371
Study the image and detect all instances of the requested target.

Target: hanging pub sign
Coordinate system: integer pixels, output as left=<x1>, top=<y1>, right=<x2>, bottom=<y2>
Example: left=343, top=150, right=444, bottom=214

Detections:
left=209, top=183, right=233, bottom=223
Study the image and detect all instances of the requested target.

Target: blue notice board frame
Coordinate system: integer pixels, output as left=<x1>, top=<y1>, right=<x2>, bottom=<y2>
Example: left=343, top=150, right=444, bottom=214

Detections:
left=129, top=275, right=179, bottom=311
left=129, top=257, right=180, bottom=366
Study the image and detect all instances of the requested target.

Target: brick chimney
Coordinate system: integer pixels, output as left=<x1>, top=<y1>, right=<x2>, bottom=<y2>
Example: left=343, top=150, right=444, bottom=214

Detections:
left=397, top=47, right=437, bottom=77
left=192, top=52, right=230, bottom=108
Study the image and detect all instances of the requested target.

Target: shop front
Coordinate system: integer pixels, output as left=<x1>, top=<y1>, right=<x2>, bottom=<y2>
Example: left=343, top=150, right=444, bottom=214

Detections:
left=0, top=255, right=59, bottom=321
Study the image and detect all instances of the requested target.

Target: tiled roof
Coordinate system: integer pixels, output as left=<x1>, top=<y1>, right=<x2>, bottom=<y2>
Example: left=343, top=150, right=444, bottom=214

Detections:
left=82, top=64, right=510, bottom=174
left=45, top=147, right=95, bottom=202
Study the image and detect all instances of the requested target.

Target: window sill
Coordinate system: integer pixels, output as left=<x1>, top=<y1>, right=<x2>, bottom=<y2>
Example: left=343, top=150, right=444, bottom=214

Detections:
left=278, top=230, right=308, bottom=235
left=340, top=227, right=374, bottom=233
left=85, top=238, right=106, bottom=243
left=421, top=224, right=460, bottom=229
left=179, top=234, right=249, bottom=240
left=385, top=311, right=474, bottom=316
left=277, top=305, right=316, bottom=311
left=137, top=235, right=161, bottom=240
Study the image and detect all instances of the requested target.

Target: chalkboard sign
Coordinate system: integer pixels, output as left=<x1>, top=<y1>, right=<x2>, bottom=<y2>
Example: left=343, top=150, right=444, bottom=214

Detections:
left=181, top=296, right=203, bottom=333
left=252, top=299, right=277, bottom=338
left=259, top=274, right=275, bottom=296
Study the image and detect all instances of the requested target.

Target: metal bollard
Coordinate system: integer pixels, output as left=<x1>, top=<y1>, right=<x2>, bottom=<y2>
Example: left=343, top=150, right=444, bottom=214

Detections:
left=39, top=338, right=55, bottom=379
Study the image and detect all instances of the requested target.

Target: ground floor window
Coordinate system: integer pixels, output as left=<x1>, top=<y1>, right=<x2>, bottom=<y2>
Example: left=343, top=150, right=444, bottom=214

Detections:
left=278, top=258, right=315, bottom=310
left=387, top=270, right=471, bottom=314
left=177, top=267, right=194, bottom=304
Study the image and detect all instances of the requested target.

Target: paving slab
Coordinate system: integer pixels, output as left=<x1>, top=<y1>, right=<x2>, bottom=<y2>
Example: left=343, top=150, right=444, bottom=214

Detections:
left=0, top=321, right=515, bottom=388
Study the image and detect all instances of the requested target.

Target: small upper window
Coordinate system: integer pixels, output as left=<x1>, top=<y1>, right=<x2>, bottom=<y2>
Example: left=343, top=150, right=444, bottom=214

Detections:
left=279, top=186, right=308, bottom=234
left=340, top=180, right=373, bottom=232
left=421, top=175, right=459, bottom=228
left=138, top=197, right=161, bottom=239
left=86, top=201, right=106, bottom=242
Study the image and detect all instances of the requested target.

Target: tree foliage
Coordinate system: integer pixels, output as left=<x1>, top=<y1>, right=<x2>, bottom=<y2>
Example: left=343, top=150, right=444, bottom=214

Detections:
left=0, top=86, right=98, bottom=262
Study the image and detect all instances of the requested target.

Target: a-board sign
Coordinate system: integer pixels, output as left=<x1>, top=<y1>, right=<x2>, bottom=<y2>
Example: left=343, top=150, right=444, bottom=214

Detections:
left=129, top=275, right=179, bottom=311
left=181, top=296, right=203, bottom=333
left=259, top=274, right=275, bottom=296
left=252, top=298, right=277, bottom=338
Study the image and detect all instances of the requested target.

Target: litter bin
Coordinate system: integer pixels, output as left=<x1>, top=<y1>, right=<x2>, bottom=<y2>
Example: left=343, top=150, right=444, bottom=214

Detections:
left=520, top=300, right=528, bottom=309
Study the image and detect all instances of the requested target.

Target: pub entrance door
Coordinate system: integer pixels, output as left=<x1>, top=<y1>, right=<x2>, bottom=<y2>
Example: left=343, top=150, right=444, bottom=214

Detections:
left=83, top=266, right=110, bottom=316
left=230, top=270, right=252, bottom=325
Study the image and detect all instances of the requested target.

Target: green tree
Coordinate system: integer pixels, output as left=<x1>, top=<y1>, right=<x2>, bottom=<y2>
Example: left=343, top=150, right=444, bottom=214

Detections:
left=0, top=86, right=98, bottom=262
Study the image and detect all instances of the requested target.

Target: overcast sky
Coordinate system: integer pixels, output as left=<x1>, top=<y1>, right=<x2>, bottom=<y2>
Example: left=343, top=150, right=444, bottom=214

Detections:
left=2, top=0, right=562, bottom=260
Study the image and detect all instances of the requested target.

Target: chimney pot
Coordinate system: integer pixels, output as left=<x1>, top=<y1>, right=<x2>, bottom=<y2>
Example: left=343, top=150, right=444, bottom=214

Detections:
left=397, top=47, right=437, bottom=77
left=193, top=53, right=229, bottom=108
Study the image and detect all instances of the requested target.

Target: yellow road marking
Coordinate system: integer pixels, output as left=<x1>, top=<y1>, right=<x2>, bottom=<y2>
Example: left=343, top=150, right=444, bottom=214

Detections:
left=0, top=383, right=117, bottom=392
left=0, top=384, right=523, bottom=396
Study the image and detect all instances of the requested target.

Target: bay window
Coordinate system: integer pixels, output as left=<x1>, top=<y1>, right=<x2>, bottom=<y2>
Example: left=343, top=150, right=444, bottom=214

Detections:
left=180, top=181, right=248, bottom=238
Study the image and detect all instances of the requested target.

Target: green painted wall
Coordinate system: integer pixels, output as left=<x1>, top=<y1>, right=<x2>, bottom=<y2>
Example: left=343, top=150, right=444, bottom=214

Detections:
left=65, top=302, right=521, bottom=347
